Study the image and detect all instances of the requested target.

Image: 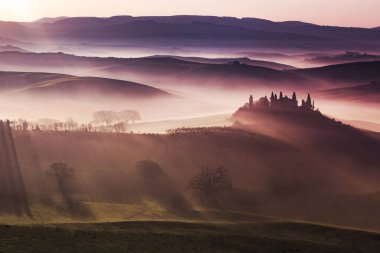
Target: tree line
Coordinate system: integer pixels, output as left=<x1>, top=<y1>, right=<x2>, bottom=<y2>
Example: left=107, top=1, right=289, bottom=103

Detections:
left=11, top=109, right=141, bottom=133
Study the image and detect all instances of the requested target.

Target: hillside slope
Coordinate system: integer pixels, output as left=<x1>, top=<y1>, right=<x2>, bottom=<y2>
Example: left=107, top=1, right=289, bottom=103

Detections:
left=0, top=71, right=171, bottom=98
left=1, top=221, right=380, bottom=253
left=306, top=52, right=380, bottom=65
left=0, top=52, right=306, bottom=89
left=315, top=81, right=380, bottom=103
left=149, top=55, right=296, bottom=70
left=290, top=61, right=380, bottom=86
left=2, top=52, right=380, bottom=90
left=12, top=125, right=380, bottom=230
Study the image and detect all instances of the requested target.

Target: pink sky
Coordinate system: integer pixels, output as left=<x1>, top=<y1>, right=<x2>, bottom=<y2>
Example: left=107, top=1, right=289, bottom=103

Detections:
left=0, top=0, right=379, bottom=28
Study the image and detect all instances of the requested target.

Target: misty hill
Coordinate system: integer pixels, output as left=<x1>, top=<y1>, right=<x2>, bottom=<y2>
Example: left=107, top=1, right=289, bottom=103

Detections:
left=0, top=71, right=170, bottom=98
left=102, top=57, right=305, bottom=87
left=316, top=81, right=380, bottom=103
left=0, top=52, right=306, bottom=89
left=306, top=52, right=380, bottom=65
left=2, top=51, right=380, bottom=90
left=149, top=55, right=296, bottom=70
left=289, top=61, right=380, bottom=87
left=13, top=123, right=380, bottom=230
left=1, top=15, right=380, bottom=50
left=34, top=17, right=69, bottom=24
left=0, top=45, right=29, bottom=53
left=0, top=36, right=24, bottom=45
left=343, top=119, right=380, bottom=133
left=232, top=93, right=380, bottom=165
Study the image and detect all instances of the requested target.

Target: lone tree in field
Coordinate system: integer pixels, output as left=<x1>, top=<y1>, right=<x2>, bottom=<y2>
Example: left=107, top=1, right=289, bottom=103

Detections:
left=48, top=162, right=75, bottom=211
left=189, top=166, right=233, bottom=207
left=48, top=162, right=74, bottom=192
left=48, top=162, right=92, bottom=218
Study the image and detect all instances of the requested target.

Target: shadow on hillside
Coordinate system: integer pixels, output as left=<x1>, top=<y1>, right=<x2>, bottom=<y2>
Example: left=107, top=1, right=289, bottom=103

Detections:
left=48, top=163, right=94, bottom=219
left=57, top=187, right=94, bottom=219
left=136, top=160, right=200, bottom=219
left=0, top=121, right=31, bottom=217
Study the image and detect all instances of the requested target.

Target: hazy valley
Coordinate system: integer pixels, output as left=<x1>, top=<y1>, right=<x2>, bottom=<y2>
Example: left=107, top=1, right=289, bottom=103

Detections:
left=0, top=12, right=380, bottom=253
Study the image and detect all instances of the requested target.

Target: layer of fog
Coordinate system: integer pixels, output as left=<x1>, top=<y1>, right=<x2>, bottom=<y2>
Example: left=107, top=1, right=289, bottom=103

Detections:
left=0, top=86, right=378, bottom=134
left=0, top=44, right=379, bottom=132
left=2, top=39, right=355, bottom=68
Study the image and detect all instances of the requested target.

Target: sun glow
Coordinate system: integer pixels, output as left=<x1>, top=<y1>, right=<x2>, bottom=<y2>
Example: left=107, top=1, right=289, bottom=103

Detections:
left=2, top=0, right=28, bottom=20
left=4, top=0, right=26, bottom=9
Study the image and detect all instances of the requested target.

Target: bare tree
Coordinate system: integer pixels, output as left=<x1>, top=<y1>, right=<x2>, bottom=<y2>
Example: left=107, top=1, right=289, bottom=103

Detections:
left=48, top=162, right=74, bottom=185
left=34, top=124, right=41, bottom=131
left=15, top=119, right=29, bottom=131
left=37, top=118, right=59, bottom=131
left=118, top=110, right=141, bottom=124
left=189, top=166, right=232, bottom=206
left=65, top=117, right=78, bottom=131
left=92, top=110, right=118, bottom=130
left=113, top=122, right=127, bottom=133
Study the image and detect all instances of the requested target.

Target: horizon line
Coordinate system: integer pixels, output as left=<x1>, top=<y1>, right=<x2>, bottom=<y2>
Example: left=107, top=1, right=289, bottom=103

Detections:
left=1, top=14, right=378, bottom=29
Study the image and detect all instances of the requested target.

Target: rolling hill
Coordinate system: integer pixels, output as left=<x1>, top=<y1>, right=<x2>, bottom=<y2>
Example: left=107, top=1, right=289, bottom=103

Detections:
left=149, top=55, right=296, bottom=70
left=0, top=71, right=171, bottom=98
left=343, top=119, right=380, bottom=133
left=0, top=45, right=29, bottom=53
left=3, top=51, right=380, bottom=91
left=2, top=52, right=380, bottom=91
left=315, top=81, right=380, bottom=103
left=11, top=120, right=380, bottom=230
left=306, top=52, right=380, bottom=65
left=289, top=61, right=380, bottom=86
left=34, top=16, right=69, bottom=24
left=100, top=57, right=305, bottom=87
left=0, top=52, right=307, bottom=89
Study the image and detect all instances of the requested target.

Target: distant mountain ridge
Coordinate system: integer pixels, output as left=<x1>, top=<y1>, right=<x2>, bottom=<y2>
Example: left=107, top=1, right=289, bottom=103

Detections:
left=41, top=15, right=380, bottom=40
left=0, top=15, right=379, bottom=50
left=34, top=16, right=69, bottom=23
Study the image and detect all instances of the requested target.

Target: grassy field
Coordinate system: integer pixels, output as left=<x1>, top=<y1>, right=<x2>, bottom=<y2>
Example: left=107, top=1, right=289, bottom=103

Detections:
left=0, top=221, right=379, bottom=253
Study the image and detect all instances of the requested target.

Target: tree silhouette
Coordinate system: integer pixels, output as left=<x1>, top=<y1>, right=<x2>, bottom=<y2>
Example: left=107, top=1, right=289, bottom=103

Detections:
left=189, top=166, right=232, bottom=207
left=65, top=117, right=78, bottom=131
left=118, top=110, right=141, bottom=124
left=92, top=110, right=117, bottom=128
left=48, top=162, right=74, bottom=190
left=48, top=162, right=92, bottom=218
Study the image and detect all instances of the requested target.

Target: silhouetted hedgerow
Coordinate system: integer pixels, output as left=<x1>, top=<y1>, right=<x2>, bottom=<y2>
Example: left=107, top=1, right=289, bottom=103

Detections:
left=9, top=109, right=141, bottom=134
left=166, top=127, right=255, bottom=137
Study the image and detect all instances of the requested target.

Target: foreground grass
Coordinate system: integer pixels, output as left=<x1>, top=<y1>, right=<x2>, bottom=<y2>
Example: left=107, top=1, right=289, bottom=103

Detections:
left=0, top=221, right=379, bottom=253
